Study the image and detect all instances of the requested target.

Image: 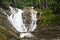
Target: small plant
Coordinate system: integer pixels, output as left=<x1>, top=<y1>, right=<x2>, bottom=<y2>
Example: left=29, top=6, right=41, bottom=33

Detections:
left=1, top=1, right=10, bottom=8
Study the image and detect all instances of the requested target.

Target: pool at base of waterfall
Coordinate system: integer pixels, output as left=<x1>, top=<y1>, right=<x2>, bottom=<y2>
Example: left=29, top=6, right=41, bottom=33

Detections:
left=20, top=32, right=34, bottom=38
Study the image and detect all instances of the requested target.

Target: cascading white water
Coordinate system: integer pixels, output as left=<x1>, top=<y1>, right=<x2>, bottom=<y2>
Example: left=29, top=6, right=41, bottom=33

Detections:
left=29, top=9, right=37, bottom=31
left=5, top=6, right=37, bottom=38
left=8, top=7, right=27, bottom=32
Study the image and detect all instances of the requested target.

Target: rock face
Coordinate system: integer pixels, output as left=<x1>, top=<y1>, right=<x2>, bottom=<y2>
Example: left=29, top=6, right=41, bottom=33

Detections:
left=22, top=7, right=37, bottom=31
left=22, top=8, right=31, bottom=29
left=0, top=7, right=20, bottom=40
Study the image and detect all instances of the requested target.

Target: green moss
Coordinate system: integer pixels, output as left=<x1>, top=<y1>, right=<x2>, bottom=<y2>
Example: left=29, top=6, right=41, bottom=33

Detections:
left=0, top=25, right=20, bottom=40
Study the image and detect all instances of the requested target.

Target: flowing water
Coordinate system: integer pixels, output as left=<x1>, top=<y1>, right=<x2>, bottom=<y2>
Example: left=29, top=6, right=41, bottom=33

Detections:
left=1, top=6, right=60, bottom=40
left=6, top=6, right=37, bottom=38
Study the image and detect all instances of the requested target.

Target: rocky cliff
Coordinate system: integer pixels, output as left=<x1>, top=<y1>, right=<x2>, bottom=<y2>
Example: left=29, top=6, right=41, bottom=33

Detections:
left=0, top=7, right=20, bottom=40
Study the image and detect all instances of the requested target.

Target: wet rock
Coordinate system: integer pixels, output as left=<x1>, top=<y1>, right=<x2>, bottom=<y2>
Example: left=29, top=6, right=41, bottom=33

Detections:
left=0, top=7, right=20, bottom=40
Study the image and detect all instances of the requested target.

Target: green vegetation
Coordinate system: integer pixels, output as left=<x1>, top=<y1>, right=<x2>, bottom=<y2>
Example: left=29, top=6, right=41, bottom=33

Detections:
left=0, top=0, right=60, bottom=27
left=0, top=25, right=20, bottom=40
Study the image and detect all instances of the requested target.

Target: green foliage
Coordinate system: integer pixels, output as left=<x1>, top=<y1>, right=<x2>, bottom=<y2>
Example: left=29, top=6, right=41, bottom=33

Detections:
left=1, top=1, right=10, bottom=7
left=0, top=0, right=60, bottom=26
left=0, top=26, right=11, bottom=37
left=37, top=9, right=58, bottom=25
left=38, top=15, right=55, bottom=24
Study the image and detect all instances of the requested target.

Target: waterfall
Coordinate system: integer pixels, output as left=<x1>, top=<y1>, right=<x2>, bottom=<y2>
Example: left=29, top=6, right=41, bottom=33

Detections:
left=29, top=9, right=37, bottom=31
left=4, top=6, right=37, bottom=38
left=9, top=6, right=27, bottom=32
